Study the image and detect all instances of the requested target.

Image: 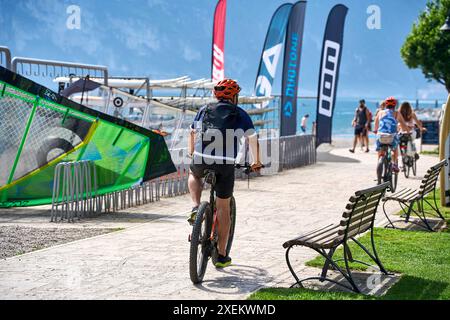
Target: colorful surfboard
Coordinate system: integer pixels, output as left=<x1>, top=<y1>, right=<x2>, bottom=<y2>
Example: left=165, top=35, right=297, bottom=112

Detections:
left=439, top=94, right=450, bottom=206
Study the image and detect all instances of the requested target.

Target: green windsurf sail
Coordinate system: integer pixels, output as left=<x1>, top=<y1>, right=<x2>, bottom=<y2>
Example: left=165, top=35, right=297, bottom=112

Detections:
left=0, top=66, right=176, bottom=207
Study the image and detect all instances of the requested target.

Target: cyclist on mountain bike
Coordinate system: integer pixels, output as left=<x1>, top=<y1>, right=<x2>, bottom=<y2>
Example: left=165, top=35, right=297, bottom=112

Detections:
left=374, top=97, right=408, bottom=173
left=187, top=78, right=262, bottom=268
left=398, top=101, right=426, bottom=161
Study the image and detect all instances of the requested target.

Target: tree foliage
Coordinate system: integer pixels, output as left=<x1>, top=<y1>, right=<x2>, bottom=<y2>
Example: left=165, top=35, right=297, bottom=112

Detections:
left=401, top=0, right=450, bottom=92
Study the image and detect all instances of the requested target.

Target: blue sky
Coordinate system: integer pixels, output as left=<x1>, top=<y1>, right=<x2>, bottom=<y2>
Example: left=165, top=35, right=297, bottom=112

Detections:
left=0, top=0, right=448, bottom=100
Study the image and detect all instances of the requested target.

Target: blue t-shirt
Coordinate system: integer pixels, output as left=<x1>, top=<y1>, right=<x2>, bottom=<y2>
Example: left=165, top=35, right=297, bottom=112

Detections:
left=191, top=103, right=256, bottom=162
left=378, top=109, right=397, bottom=134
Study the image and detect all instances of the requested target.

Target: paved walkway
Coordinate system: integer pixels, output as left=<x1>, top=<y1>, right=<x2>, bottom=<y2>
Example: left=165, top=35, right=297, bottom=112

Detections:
left=0, top=148, right=439, bottom=299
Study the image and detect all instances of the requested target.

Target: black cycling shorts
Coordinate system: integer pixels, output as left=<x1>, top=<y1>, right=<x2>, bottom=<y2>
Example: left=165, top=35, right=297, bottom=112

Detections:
left=190, top=161, right=235, bottom=199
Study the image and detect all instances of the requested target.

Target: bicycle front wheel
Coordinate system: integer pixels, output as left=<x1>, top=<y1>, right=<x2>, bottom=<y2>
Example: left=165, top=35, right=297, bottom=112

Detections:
left=189, top=201, right=213, bottom=284
left=412, top=158, right=417, bottom=176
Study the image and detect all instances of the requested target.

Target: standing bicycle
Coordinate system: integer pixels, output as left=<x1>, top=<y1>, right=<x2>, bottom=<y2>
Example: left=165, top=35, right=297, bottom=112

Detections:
left=374, top=97, right=408, bottom=191
left=398, top=101, right=426, bottom=178
left=399, top=133, right=417, bottom=178
left=187, top=78, right=262, bottom=283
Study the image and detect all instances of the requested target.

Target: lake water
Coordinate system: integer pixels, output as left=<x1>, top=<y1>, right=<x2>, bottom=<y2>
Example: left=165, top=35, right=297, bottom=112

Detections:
left=255, top=97, right=446, bottom=138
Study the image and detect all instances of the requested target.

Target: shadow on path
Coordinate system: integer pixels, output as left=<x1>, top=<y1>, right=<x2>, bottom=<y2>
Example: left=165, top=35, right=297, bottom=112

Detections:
left=194, top=264, right=274, bottom=296
left=317, top=152, right=360, bottom=163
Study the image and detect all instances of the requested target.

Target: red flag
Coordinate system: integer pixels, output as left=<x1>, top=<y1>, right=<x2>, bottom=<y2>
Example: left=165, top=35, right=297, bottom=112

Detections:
left=212, top=0, right=227, bottom=82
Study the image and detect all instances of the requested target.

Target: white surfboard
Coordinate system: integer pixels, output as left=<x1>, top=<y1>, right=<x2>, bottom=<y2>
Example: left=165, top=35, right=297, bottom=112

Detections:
left=439, top=94, right=450, bottom=206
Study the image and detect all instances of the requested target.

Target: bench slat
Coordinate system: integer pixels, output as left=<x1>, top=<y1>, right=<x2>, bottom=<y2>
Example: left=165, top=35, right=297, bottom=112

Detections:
left=283, top=224, right=340, bottom=249
left=342, top=198, right=379, bottom=218
left=339, top=215, right=374, bottom=236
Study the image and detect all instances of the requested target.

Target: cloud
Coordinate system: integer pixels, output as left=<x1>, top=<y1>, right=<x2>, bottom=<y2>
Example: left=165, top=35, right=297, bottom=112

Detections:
left=181, top=43, right=201, bottom=62
left=11, top=18, right=39, bottom=51
left=227, top=53, right=249, bottom=79
left=353, top=54, right=363, bottom=65
left=16, top=0, right=103, bottom=56
left=418, top=83, right=448, bottom=99
left=108, top=16, right=161, bottom=56
left=147, top=0, right=170, bottom=15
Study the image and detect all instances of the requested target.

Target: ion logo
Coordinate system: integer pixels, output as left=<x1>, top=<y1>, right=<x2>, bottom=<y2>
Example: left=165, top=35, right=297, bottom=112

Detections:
left=318, top=40, right=340, bottom=118
left=212, top=44, right=225, bottom=82
left=254, top=43, right=282, bottom=109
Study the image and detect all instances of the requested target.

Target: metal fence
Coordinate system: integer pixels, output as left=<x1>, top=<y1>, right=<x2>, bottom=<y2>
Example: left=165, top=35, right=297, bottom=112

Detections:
left=169, top=134, right=316, bottom=179
left=279, top=134, right=316, bottom=170
left=0, top=46, right=11, bottom=70
left=11, top=57, right=109, bottom=85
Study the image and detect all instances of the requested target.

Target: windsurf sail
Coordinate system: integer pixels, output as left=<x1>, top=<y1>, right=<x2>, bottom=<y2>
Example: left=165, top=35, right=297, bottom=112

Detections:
left=0, top=66, right=176, bottom=208
left=253, top=3, right=293, bottom=110
left=212, top=0, right=227, bottom=82
left=315, top=4, right=348, bottom=147
left=280, top=1, right=307, bottom=136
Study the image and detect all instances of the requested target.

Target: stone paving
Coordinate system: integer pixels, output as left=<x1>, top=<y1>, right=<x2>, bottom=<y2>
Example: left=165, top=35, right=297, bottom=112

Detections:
left=0, top=147, right=440, bottom=299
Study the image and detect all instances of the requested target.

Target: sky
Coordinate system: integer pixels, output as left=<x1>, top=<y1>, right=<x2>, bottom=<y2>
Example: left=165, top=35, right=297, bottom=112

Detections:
left=0, top=0, right=448, bottom=100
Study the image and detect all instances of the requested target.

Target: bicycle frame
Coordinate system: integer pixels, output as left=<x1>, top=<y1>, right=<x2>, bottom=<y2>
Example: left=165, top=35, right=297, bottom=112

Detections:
left=379, top=144, right=393, bottom=160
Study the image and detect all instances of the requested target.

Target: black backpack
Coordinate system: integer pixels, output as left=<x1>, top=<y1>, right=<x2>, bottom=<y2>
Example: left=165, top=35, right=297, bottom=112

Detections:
left=202, top=101, right=239, bottom=135
left=199, top=101, right=239, bottom=158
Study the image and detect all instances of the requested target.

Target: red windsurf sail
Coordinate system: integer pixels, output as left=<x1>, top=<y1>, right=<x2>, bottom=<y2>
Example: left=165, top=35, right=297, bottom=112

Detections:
left=212, top=0, right=227, bottom=82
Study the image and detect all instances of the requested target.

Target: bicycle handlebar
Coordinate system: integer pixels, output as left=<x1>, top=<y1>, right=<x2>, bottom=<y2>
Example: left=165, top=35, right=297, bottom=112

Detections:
left=235, top=163, right=266, bottom=175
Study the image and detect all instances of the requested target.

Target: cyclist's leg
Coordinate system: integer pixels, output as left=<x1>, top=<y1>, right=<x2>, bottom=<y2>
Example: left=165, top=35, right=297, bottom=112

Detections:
left=216, top=197, right=231, bottom=256
left=188, top=162, right=205, bottom=223
left=391, top=137, right=400, bottom=172
left=376, top=138, right=382, bottom=159
left=214, top=164, right=235, bottom=262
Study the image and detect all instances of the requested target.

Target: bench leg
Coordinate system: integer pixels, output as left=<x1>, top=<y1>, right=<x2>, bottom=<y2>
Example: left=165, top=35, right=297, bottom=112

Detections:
left=382, top=200, right=397, bottom=229
left=343, top=242, right=360, bottom=293
left=349, top=228, right=389, bottom=275
left=424, top=190, right=445, bottom=220
left=415, top=199, right=434, bottom=231
left=320, top=248, right=336, bottom=280
left=285, top=246, right=302, bottom=287
left=285, top=245, right=359, bottom=293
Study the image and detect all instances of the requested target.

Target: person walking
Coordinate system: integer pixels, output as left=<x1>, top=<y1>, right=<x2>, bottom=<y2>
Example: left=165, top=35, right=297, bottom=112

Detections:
left=300, top=114, right=309, bottom=133
left=349, top=99, right=371, bottom=153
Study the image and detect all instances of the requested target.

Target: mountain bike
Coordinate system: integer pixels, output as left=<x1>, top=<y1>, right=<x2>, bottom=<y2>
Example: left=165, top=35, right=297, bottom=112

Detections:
left=188, top=163, right=261, bottom=284
left=399, top=133, right=417, bottom=178
left=376, top=134, right=398, bottom=192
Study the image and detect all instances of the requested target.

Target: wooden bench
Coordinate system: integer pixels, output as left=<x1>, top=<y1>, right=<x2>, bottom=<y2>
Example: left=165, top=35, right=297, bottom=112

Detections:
left=382, top=159, right=447, bottom=231
left=282, top=182, right=391, bottom=293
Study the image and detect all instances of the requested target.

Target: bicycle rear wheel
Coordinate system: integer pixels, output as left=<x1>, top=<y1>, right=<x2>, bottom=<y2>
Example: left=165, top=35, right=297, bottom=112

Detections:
left=403, top=157, right=410, bottom=178
left=189, top=201, right=213, bottom=284
left=377, top=156, right=386, bottom=185
left=412, top=158, right=417, bottom=176
left=226, top=196, right=236, bottom=257
left=391, top=171, right=398, bottom=192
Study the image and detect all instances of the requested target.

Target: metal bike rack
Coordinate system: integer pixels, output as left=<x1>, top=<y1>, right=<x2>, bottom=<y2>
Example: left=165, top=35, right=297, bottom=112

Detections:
left=51, top=160, right=99, bottom=222
left=11, top=57, right=109, bottom=86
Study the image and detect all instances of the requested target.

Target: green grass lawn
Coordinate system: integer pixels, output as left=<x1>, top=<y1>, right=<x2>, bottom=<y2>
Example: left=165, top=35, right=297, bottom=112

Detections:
left=420, top=147, right=439, bottom=156
left=249, top=227, right=450, bottom=300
